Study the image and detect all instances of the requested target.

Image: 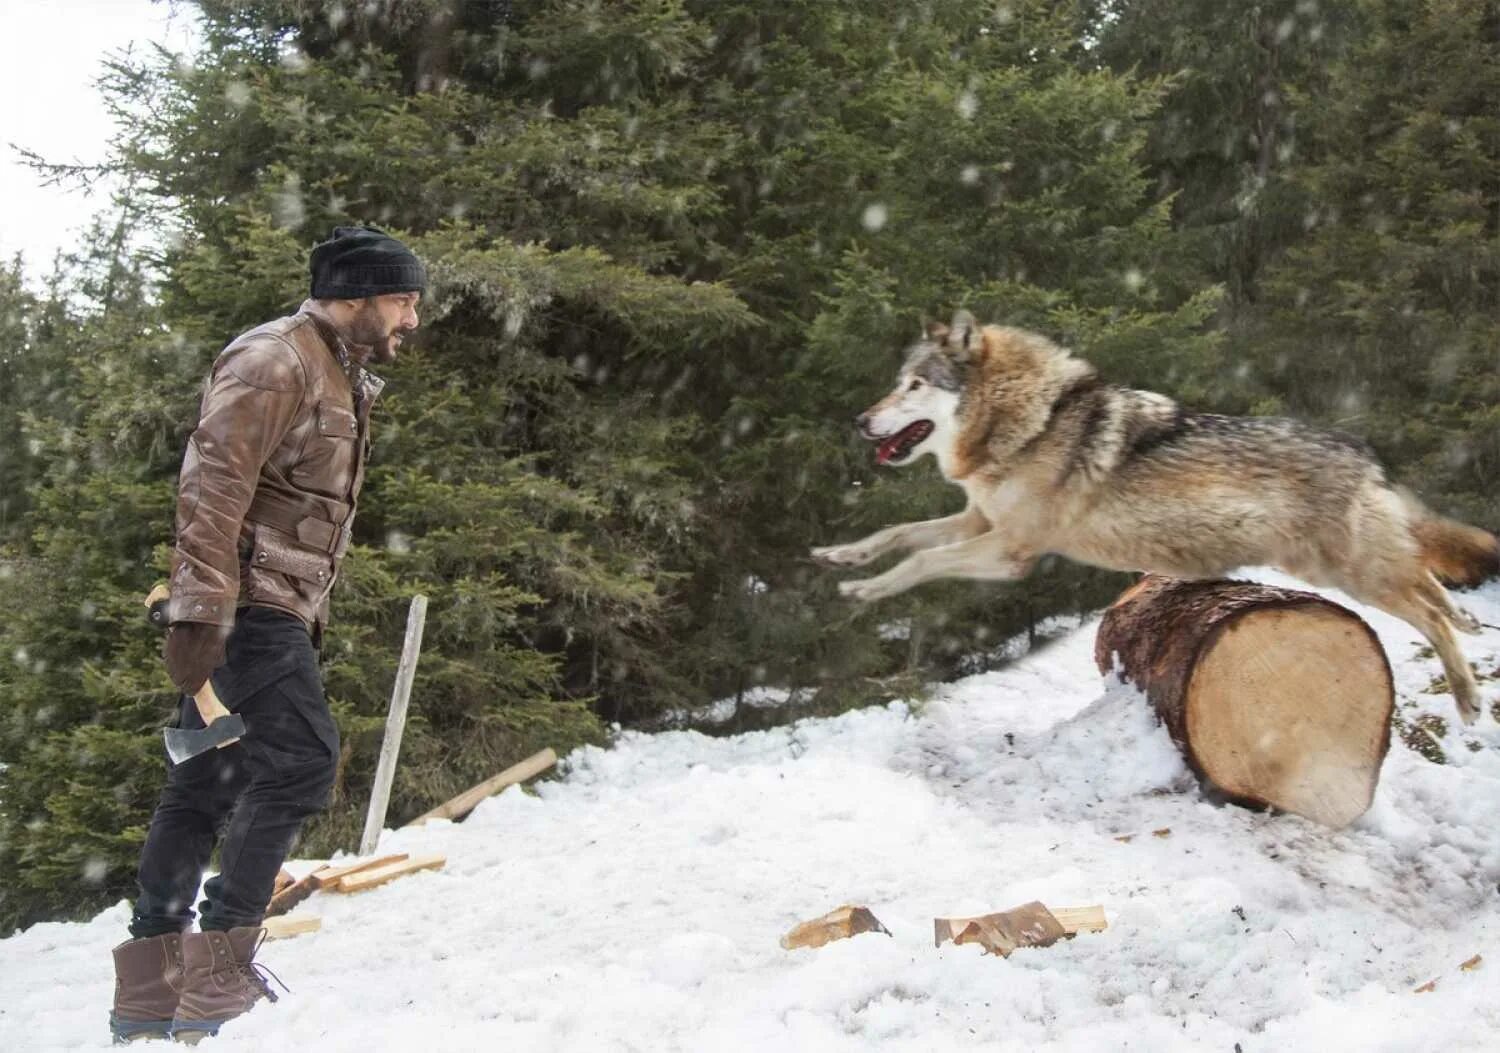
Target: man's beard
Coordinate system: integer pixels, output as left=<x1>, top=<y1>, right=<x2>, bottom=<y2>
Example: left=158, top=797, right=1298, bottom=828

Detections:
left=348, top=303, right=406, bottom=365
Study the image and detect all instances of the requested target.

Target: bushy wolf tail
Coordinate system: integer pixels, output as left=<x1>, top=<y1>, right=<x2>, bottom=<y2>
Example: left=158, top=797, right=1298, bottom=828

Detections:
left=1413, top=514, right=1500, bottom=588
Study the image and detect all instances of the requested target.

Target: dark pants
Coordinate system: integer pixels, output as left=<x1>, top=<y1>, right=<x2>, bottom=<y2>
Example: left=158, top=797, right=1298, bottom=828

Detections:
left=130, top=606, right=339, bottom=938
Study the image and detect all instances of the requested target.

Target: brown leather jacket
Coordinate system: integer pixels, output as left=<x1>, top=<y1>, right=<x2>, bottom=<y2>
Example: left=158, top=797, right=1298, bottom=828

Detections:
left=167, top=300, right=385, bottom=638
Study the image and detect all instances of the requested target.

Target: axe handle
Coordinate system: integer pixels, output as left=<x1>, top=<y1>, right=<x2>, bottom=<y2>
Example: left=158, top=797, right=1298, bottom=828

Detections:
left=146, top=582, right=240, bottom=748
left=193, top=678, right=240, bottom=749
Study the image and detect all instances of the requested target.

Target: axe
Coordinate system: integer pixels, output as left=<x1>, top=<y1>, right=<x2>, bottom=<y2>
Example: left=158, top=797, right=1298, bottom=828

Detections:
left=144, top=584, right=245, bottom=763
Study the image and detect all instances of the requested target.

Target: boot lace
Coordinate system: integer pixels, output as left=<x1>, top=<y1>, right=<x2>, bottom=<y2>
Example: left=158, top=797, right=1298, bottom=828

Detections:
left=241, top=929, right=289, bottom=1004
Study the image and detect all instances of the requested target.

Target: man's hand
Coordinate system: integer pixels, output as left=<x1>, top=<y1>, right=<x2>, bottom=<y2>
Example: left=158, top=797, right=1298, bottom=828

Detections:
left=164, top=622, right=231, bottom=696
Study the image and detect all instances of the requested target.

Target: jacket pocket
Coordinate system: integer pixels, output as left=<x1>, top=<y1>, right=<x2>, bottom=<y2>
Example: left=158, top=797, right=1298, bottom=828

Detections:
left=250, top=528, right=334, bottom=587
left=316, top=403, right=360, bottom=440
left=289, top=401, right=359, bottom=497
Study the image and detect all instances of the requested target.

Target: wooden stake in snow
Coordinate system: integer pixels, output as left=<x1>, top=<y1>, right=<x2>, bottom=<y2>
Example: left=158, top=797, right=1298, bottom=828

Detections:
left=1095, top=576, right=1394, bottom=828
left=359, top=594, right=428, bottom=857
left=405, top=747, right=557, bottom=827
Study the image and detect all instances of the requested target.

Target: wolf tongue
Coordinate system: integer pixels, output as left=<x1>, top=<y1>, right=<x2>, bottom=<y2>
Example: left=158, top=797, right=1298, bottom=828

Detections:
left=876, top=434, right=902, bottom=465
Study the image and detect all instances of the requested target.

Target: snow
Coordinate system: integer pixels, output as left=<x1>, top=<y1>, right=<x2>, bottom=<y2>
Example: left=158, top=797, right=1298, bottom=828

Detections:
left=4, top=571, right=1500, bottom=1051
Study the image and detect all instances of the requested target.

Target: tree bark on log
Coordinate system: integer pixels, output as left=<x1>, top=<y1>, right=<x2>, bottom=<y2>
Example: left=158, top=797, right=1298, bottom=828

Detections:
left=1095, top=576, right=1394, bottom=828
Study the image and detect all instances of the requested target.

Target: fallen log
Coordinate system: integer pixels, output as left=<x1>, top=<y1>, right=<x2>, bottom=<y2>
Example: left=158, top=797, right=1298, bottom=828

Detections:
left=405, top=748, right=557, bottom=827
left=1095, top=576, right=1394, bottom=828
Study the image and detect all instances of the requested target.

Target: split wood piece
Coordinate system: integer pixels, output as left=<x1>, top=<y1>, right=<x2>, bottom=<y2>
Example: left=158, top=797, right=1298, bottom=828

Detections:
left=406, top=748, right=558, bottom=826
left=780, top=905, right=892, bottom=950
left=1418, top=953, right=1485, bottom=992
left=273, top=869, right=296, bottom=896
left=1095, top=576, right=1394, bottom=829
left=329, top=853, right=446, bottom=894
left=263, top=855, right=407, bottom=917
left=934, top=901, right=1106, bottom=957
left=263, top=916, right=322, bottom=940
left=265, top=865, right=333, bottom=918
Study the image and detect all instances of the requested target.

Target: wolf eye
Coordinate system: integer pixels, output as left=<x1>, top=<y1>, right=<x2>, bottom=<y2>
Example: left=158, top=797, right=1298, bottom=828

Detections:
left=907, top=378, right=924, bottom=391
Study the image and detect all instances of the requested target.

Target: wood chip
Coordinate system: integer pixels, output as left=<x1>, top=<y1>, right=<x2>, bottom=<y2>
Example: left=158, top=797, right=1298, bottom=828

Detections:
left=1152, top=828, right=1172, bottom=838
left=780, top=906, right=891, bottom=950
left=1414, top=978, right=1438, bottom=994
left=936, top=901, right=1066, bottom=957
left=1460, top=954, right=1482, bottom=971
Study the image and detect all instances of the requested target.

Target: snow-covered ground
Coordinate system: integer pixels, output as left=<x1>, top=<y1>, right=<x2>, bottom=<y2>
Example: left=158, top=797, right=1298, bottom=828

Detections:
left=5, top=571, right=1500, bottom=1052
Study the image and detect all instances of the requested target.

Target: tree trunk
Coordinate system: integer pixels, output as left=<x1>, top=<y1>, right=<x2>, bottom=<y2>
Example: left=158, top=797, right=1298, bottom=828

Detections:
left=1094, top=576, right=1394, bottom=828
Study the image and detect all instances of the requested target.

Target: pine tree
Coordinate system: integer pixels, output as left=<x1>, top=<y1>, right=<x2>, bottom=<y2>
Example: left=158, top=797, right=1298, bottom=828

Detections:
left=2, top=0, right=1226, bottom=927
left=1251, top=0, right=1500, bottom=525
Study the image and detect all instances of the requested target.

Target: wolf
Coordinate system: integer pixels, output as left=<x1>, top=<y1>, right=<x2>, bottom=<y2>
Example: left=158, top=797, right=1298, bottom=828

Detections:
left=812, top=311, right=1500, bottom=724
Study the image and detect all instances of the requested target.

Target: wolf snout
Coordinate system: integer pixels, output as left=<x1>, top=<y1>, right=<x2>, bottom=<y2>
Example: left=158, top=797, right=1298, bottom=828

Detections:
left=854, top=412, right=875, bottom=439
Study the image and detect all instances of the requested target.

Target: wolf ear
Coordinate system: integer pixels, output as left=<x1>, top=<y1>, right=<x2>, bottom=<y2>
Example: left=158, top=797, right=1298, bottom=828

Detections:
left=948, top=310, right=977, bottom=353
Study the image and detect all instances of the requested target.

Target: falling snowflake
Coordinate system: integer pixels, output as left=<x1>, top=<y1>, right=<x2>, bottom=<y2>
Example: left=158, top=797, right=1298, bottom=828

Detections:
left=224, top=81, right=252, bottom=108
left=271, top=173, right=306, bottom=230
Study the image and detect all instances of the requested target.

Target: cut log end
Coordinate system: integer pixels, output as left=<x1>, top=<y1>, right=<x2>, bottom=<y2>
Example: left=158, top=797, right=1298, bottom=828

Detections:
left=1098, top=577, right=1393, bottom=828
left=1187, top=606, right=1391, bottom=827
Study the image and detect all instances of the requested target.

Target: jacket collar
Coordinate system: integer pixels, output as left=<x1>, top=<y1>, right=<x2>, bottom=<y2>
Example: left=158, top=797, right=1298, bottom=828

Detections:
left=299, top=299, right=386, bottom=406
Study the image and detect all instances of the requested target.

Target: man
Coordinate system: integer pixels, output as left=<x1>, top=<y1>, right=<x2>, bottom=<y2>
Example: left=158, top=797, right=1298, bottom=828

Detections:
left=108, top=227, right=424, bottom=1043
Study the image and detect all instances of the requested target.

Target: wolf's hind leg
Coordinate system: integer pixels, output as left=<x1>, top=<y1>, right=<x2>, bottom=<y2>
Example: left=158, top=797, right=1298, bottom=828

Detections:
left=837, top=531, right=1032, bottom=603
left=812, top=505, right=988, bottom=569
left=1421, top=572, right=1483, bottom=635
left=1370, top=586, right=1483, bottom=725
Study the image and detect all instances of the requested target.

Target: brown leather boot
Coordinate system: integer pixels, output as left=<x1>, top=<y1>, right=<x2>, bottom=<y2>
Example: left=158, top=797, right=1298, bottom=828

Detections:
left=170, top=927, right=281, bottom=1043
left=108, top=933, right=184, bottom=1043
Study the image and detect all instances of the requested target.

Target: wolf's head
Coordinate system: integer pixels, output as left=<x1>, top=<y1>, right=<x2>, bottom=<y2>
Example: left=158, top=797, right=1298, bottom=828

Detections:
left=855, top=310, right=981, bottom=467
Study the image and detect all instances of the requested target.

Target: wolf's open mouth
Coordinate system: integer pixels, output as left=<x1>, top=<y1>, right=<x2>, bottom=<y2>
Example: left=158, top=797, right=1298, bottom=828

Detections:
left=875, top=420, right=934, bottom=464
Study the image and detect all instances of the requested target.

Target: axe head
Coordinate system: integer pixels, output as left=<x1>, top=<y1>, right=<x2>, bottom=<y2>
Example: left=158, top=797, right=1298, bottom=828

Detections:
left=163, top=713, right=246, bottom=764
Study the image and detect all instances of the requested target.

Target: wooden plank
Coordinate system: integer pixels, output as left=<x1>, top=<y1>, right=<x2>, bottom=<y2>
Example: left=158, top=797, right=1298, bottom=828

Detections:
left=330, top=853, right=445, bottom=894
left=313, top=854, right=409, bottom=886
left=359, top=595, right=427, bottom=856
left=406, top=748, right=557, bottom=826
left=1049, top=905, right=1108, bottom=935
left=263, top=915, right=322, bottom=940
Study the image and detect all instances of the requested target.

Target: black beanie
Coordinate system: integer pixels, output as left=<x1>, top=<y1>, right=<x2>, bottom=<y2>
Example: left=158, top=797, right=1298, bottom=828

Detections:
left=309, top=226, right=427, bottom=300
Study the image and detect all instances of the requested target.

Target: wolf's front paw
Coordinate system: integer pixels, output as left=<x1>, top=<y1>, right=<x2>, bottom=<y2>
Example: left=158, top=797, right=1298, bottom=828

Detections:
left=839, top=576, right=894, bottom=603
left=812, top=542, right=877, bottom=569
